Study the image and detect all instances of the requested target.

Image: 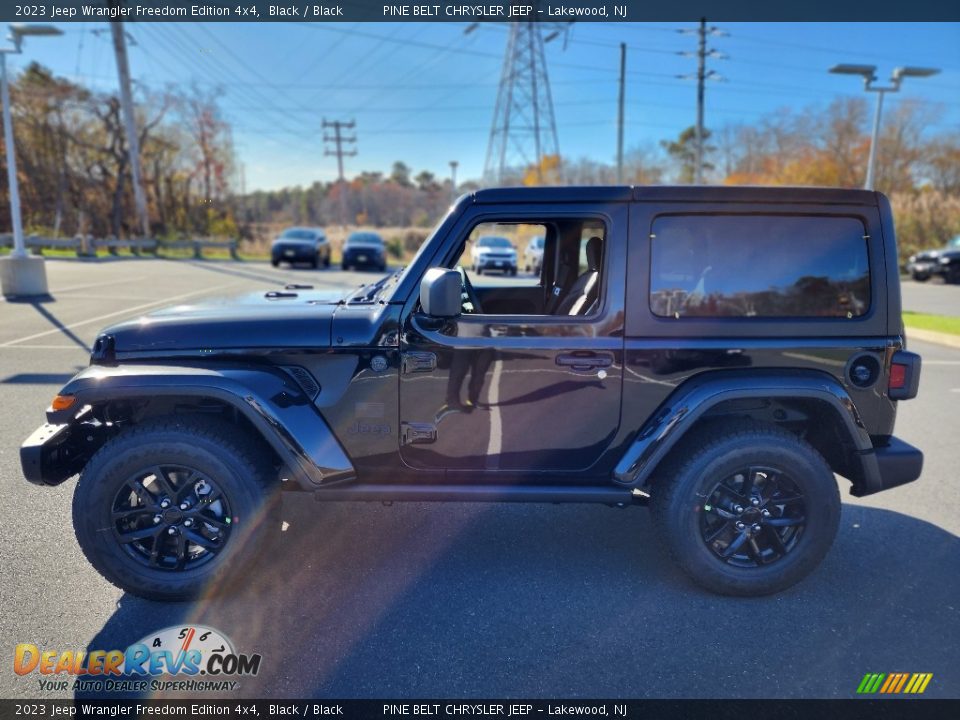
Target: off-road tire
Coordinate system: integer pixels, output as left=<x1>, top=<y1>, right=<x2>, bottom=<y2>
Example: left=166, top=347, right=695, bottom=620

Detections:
left=73, top=416, right=278, bottom=601
left=650, top=421, right=840, bottom=596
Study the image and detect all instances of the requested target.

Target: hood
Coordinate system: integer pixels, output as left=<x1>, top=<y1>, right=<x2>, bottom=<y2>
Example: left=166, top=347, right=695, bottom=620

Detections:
left=98, top=288, right=347, bottom=355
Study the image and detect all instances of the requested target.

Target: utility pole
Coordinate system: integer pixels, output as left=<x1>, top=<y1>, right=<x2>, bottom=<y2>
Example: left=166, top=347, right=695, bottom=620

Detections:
left=449, top=160, right=459, bottom=203
left=110, top=23, right=150, bottom=238
left=617, top=42, right=626, bottom=184
left=694, top=18, right=705, bottom=185
left=679, top=18, right=726, bottom=185
left=323, top=118, right=356, bottom=227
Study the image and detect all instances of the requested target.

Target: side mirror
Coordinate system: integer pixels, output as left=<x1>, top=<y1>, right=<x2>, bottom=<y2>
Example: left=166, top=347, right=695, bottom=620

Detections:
left=420, top=268, right=462, bottom=318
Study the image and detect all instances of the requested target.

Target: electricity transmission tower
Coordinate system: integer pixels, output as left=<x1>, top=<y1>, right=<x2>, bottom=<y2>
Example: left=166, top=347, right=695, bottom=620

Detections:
left=481, top=20, right=571, bottom=186
left=678, top=18, right=727, bottom=184
left=323, top=119, right=356, bottom=226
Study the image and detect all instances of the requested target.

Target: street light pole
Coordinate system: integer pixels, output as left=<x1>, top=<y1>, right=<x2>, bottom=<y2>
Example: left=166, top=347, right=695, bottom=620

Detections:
left=449, top=160, right=459, bottom=203
left=0, top=51, right=25, bottom=259
left=865, top=89, right=886, bottom=192
left=829, top=63, right=940, bottom=191
left=0, top=23, right=63, bottom=298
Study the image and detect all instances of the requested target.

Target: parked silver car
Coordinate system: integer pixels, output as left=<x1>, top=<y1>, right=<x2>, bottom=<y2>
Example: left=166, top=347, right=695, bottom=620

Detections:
left=523, top=236, right=544, bottom=275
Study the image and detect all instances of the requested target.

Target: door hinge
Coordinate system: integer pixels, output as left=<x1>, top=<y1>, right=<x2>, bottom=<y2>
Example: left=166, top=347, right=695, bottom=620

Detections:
left=401, top=422, right=437, bottom=445
left=402, top=351, right=437, bottom=374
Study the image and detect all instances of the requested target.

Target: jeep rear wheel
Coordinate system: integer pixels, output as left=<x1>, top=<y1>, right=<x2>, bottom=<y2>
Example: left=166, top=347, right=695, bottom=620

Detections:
left=73, top=417, right=278, bottom=601
left=651, top=422, right=840, bottom=596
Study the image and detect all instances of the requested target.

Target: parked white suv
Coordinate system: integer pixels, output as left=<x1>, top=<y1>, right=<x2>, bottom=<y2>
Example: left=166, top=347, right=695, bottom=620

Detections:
left=470, top=236, right=518, bottom=276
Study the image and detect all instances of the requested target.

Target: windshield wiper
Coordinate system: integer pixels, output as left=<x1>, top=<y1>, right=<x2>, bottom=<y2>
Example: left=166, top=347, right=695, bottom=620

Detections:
left=348, top=267, right=404, bottom=304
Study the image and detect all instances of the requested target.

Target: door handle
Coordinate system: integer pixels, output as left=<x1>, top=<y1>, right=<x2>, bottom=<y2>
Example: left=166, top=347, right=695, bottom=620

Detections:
left=555, top=352, right=614, bottom=371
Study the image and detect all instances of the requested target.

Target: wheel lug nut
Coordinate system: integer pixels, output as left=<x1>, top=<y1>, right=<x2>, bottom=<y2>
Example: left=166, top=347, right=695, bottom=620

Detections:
left=750, top=497, right=760, bottom=506
left=153, top=515, right=161, bottom=524
left=734, top=505, right=744, bottom=514
left=160, top=500, right=170, bottom=509
left=761, top=509, right=771, bottom=517
left=752, top=524, right=762, bottom=533
left=184, top=519, right=193, bottom=527
left=179, top=503, right=188, bottom=511
left=735, top=521, right=745, bottom=530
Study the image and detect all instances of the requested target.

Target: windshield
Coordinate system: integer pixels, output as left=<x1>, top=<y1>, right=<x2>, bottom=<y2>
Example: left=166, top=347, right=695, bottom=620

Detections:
left=347, top=233, right=383, bottom=245
left=280, top=229, right=316, bottom=240
left=478, top=236, right=512, bottom=248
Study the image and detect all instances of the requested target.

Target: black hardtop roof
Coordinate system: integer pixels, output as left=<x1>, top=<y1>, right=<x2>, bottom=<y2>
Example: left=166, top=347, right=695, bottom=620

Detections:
left=471, top=185, right=880, bottom=206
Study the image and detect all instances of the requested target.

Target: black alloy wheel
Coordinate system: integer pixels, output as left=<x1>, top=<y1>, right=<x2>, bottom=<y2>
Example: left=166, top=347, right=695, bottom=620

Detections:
left=700, top=465, right=805, bottom=567
left=111, top=464, right=233, bottom=571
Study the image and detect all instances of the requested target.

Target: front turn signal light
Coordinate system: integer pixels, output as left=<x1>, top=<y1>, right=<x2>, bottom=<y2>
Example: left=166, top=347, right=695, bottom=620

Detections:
left=50, top=394, right=76, bottom=411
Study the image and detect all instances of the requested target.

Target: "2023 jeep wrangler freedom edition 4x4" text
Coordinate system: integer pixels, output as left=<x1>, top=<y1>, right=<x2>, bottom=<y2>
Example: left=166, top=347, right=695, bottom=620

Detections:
left=21, top=186, right=922, bottom=599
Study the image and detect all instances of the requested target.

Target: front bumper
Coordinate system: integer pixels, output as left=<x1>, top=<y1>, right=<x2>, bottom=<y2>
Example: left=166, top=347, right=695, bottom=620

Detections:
left=907, top=261, right=935, bottom=276
left=343, top=251, right=385, bottom=267
left=272, top=244, right=317, bottom=262
left=477, top=258, right=517, bottom=272
left=21, top=422, right=81, bottom=486
left=851, top=436, right=923, bottom=497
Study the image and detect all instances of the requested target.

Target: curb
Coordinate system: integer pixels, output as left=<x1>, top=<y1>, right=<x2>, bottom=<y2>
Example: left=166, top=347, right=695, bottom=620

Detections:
left=904, top=326, right=960, bottom=350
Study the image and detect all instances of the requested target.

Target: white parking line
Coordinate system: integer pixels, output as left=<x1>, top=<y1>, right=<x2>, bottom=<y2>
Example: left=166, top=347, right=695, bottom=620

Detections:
left=0, top=282, right=238, bottom=347
left=51, top=276, right=148, bottom=294
left=2, top=345, right=88, bottom=350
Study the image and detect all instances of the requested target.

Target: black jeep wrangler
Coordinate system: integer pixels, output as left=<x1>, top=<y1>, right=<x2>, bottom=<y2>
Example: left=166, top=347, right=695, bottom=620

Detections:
left=21, top=186, right=923, bottom=600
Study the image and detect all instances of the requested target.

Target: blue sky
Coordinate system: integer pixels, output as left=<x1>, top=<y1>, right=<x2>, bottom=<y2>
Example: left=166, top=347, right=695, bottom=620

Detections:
left=11, top=21, right=960, bottom=190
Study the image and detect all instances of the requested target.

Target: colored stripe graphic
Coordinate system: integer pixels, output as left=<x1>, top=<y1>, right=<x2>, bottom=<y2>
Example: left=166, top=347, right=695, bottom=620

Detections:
left=857, top=672, right=933, bottom=694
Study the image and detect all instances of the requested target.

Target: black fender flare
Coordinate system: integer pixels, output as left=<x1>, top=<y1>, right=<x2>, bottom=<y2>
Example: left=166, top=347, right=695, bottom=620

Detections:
left=613, top=370, right=880, bottom=493
left=49, top=363, right=354, bottom=490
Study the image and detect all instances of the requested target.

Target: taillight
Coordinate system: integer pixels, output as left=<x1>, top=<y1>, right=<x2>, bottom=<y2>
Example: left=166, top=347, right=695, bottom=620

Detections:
left=888, top=363, right=907, bottom=390
left=887, top=350, right=920, bottom=400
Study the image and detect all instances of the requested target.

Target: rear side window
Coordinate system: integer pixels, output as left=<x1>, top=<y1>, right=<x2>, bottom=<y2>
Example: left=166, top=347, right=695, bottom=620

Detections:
left=649, top=215, right=870, bottom=319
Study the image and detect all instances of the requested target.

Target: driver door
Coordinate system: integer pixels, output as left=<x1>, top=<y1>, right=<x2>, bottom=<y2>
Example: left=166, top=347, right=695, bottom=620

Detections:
left=398, top=203, right=627, bottom=478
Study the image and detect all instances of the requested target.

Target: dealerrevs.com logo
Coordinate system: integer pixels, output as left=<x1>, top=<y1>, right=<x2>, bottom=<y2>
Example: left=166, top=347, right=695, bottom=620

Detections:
left=14, top=625, right=261, bottom=693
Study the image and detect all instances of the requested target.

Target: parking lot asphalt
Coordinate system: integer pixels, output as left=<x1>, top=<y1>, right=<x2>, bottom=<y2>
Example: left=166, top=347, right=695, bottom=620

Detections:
left=0, top=258, right=957, bottom=700
left=901, top=276, right=960, bottom=316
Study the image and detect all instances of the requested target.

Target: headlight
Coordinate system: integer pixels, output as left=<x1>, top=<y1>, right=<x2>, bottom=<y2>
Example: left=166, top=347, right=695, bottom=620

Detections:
left=939, top=257, right=951, bottom=264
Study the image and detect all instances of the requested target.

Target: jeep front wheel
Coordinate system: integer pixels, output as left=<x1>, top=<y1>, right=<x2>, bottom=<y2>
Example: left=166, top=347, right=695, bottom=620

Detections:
left=651, top=423, right=840, bottom=596
left=72, top=417, right=277, bottom=601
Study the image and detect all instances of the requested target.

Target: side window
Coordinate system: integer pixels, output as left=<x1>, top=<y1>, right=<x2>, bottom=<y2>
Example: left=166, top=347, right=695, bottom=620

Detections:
left=448, top=218, right=607, bottom=317
left=457, top=222, right=544, bottom=286
left=649, top=214, right=870, bottom=319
